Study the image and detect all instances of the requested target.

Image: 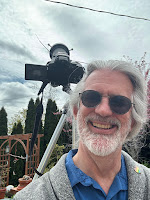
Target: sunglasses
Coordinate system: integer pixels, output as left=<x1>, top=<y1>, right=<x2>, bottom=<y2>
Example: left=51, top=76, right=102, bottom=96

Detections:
left=80, top=90, right=134, bottom=115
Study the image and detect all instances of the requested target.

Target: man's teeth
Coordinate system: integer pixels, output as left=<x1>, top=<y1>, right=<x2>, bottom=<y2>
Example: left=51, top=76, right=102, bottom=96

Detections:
left=92, top=122, right=113, bottom=129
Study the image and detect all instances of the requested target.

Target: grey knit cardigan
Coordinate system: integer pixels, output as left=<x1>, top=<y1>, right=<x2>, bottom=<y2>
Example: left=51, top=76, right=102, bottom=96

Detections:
left=14, top=151, right=150, bottom=200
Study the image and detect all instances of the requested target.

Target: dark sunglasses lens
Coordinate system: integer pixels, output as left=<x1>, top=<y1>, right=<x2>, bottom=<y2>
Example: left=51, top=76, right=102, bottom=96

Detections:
left=110, top=96, right=132, bottom=114
left=81, top=90, right=101, bottom=107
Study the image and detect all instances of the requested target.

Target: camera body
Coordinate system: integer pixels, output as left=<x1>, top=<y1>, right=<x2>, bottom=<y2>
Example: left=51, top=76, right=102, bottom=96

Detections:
left=25, top=44, right=84, bottom=92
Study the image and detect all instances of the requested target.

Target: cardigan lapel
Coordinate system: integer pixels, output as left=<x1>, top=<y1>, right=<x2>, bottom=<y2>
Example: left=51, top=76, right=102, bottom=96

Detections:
left=122, top=151, right=146, bottom=200
left=50, top=154, right=76, bottom=200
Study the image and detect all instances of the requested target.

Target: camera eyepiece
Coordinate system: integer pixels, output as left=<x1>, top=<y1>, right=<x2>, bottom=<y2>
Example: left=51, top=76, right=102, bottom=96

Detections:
left=50, top=43, right=70, bottom=58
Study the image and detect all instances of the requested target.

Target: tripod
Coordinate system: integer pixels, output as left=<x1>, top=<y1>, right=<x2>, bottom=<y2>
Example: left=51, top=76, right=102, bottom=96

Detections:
left=26, top=43, right=84, bottom=180
left=33, top=104, right=68, bottom=180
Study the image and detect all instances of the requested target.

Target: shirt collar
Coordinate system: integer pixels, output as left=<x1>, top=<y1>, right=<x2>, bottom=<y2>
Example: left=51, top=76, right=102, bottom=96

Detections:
left=66, top=149, right=128, bottom=191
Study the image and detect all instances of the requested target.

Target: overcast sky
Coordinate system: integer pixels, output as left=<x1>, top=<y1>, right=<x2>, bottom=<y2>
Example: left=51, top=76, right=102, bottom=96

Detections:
left=0, top=0, right=150, bottom=123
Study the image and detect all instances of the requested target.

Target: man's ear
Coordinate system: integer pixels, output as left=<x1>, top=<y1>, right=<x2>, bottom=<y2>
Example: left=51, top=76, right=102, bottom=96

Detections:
left=73, top=106, right=78, bottom=119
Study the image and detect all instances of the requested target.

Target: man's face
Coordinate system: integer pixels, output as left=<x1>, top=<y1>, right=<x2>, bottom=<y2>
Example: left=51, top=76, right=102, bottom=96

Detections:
left=74, top=69, right=134, bottom=156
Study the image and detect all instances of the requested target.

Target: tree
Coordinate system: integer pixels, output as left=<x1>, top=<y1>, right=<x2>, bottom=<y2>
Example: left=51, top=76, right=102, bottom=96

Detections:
left=138, top=79, right=150, bottom=166
left=35, top=97, right=40, bottom=108
left=11, top=123, right=17, bottom=135
left=134, top=54, right=150, bottom=165
left=24, top=98, right=35, bottom=134
left=35, top=97, right=43, bottom=135
left=139, top=125, right=150, bottom=166
left=42, top=99, right=59, bottom=158
left=123, top=53, right=150, bottom=164
left=9, top=121, right=25, bottom=186
left=8, top=109, right=26, bottom=134
left=11, top=121, right=23, bottom=135
left=0, top=107, right=8, bottom=136
left=0, top=107, right=8, bottom=146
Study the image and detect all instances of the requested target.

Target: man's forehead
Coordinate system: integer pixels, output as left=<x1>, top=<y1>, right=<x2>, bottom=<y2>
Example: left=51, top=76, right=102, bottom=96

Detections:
left=85, top=69, right=130, bottom=84
left=84, top=69, right=133, bottom=93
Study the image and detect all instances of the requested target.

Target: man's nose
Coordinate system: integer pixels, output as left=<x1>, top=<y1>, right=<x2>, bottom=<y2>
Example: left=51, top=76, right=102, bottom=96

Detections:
left=94, top=97, right=113, bottom=117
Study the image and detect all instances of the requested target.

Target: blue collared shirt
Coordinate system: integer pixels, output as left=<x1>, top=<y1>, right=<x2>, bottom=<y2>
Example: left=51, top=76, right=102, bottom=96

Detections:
left=66, top=149, right=128, bottom=200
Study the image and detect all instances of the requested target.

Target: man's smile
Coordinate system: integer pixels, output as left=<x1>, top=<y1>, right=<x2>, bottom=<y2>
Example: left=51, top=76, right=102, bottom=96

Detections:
left=87, top=120, right=118, bottom=134
left=91, top=122, right=115, bottom=129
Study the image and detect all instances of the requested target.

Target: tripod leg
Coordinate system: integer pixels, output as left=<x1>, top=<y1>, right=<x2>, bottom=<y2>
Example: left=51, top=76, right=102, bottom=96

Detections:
left=33, top=112, right=67, bottom=180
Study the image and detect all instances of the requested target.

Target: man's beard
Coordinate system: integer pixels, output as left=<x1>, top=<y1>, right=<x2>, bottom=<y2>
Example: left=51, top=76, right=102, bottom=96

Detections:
left=76, top=111, right=132, bottom=156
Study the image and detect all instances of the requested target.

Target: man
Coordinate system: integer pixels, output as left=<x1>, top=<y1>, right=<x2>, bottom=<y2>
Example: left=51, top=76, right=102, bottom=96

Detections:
left=14, top=60, right=150, bottom=200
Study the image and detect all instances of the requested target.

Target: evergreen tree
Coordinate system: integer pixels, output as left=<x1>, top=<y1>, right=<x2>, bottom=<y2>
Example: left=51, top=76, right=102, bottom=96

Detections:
left=35, top=97, right=40, bottom=108
left=11, top=123, right=17, bottom=135
left=11, top=121, right=23, bottom=135
left=0, top=107, right=8, bottom=136
left=0, top=107, right=8, bottom=146
left=16, top=121, right=23, bottom=134
left=9, top=121, right=25, bottom=186
left=34, top=97, right=44, bottom=160
left=42, top=99, right=59, bottom=158
left=35, top=97, right=43, bottom=135
left=24, top=98, right=35, bottom=134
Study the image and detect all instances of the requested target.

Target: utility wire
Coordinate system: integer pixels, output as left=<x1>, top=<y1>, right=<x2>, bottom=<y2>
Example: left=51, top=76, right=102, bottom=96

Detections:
left=35, top=34, right=50, bottom=52
left=46, top=0, right=150, bottom=22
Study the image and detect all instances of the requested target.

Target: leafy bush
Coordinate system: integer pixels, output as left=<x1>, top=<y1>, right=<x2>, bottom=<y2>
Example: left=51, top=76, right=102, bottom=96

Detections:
left=44, top=144, right=65, bottom=173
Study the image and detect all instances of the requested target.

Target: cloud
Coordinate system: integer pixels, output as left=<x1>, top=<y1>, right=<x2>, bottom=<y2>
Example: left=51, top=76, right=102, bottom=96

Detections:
left=0, top=58, right=26, bottom=84
left=0, top=40, right=36, bottom=61
left=0, top=81, right=40, bottom=120
left=0, top=82, right=34, bottom=107
left=41, top=7, right=115, bottom=59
